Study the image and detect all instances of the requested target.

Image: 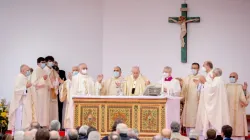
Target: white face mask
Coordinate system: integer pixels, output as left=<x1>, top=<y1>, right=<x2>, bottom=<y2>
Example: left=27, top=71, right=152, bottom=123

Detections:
left=163, top=72, right=169, bottom=78
left=81, top=69, right=87, bottom=74
left=191, top=69, right=198, bottom=75
left=201, top=67, right=206, bottom=72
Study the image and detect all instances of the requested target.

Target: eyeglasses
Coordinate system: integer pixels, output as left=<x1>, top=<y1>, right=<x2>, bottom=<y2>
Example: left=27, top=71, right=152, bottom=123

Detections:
left=114, top=70, right=120, bottom=72
left=229, top=76, right=235, bottom=78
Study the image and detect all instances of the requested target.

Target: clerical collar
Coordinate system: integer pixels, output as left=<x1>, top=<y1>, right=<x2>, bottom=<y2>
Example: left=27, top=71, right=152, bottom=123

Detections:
left=165, top=76, right=173, bottom=81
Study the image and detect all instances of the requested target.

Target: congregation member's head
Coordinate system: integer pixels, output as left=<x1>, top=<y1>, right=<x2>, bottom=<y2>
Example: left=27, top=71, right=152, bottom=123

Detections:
left=113, top=66, right=122, bottom=78
left=116, top=123, right=128, bottom=135
left=163, top=66, right=172, bottom=78
left=23, top=131, right=33, bottom=140
left=202, top=61, right=213, bottom=73
left=112, top=119, right=123, bottom=132
left=30, top=122, right=41, bottom=130
left=170, top=121, right=180, bottom=133
left=14, top=131, right=24, bottom=140
left=206, top=129, right=216, bottom=140
left=20, top=64, right=31, bottom=77
left=128, top=128, right=139, bottom=139
left=78, top=63, right=88, bottom=75
left=161, top=128, right=171, bottom=140
left=88, top=131, right=101, bottom=140
left=67, top=129, right=79, bottom=140
left=212, top=68, right=222, bottom=78
left=37, top=57, right=46, bottom=69
left=109, top=132, right=121, bottom=140
left=221, top=125, right=233, bottom=139
left=189, top=129, right=199, bottom=140
left=191, top=62, right=200, bottom=76
left=35, top=128, right=50, bottom=140
left=30, top=68, right=33, bottom=74
left=49, top=130, right=60, bottom=140
left=79, top=125, right=89, bottom=137
left=131, top=66, right=140, bottom=79
left=229, top=72, right=238, bottom=83
left=152, top=134, right=162, bottom=140
left=87, top=126, right=97, bottom=137
left=45, top=56, right=55, bottom=68
left=50, top=120, right=61, bottom=131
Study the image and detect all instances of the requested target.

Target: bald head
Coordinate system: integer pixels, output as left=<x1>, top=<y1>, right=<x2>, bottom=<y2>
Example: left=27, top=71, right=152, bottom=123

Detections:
left=113, top=66, right=122, bottom=78
left=132, top=66, right=140, bottom=79
left=78, top=63, right=88, bottom=75
left=49, top=130, right=60, bottom=140
left=161, top=129, right=171, bottom=138
left=72, top=66, right=78, bottom=72
left=116, top=123, right=128, bottom=134
left=20, top=64, right=30, bottom=76
left=230, top=72, right=238, bottom=80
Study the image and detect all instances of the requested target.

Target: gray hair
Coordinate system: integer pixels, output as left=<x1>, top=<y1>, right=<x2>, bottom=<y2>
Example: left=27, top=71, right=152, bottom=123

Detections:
left=189, top=129, right=199, bottom=140
left=20, top=64, right=28, bottom=72
left=14, top=131, right=24, bottom=140
left=79, top=125, right=89, bottom=136
left=109, top=132, right=121, bottom=140
left=128, top=128, right=139, bottom=137
left=68, top=129, right=79, bottom=140
left=213, top=68, right=222, bottom=77
left=170, top=121, right=180, bottom=132
left=164, top=66, right=172, bottom=72
left=49, top=130, right=60, bottom=140
left=50, top=120, right=61, bottom=131
left=116, top=123, right=128, bottom=134
left=152, top=134, right=162, bottom=140
left=88, top=131, right=101, bottom=140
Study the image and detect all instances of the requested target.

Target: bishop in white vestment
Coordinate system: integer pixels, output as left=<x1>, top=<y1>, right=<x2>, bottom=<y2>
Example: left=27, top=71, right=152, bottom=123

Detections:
left=8, top=65, right=32, bottom=131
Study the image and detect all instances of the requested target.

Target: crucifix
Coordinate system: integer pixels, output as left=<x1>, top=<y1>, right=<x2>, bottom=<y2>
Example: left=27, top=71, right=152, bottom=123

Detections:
left=168, top=2, right=200, bottom=63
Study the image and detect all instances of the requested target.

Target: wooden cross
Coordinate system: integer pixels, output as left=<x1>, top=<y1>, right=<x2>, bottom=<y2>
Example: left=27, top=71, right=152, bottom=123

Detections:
left=168, top=3, right=200, bottom=63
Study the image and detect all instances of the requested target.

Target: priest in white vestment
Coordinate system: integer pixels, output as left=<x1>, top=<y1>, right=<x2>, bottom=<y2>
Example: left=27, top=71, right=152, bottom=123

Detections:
left=60, top=66, right=78, bottom=129
left=44, top=56, right=60, bottom=123
left=181, top=63, right=201, bottom=134
left=66, top=63, right=98, bottom=129
left=8, top=64, right=32, bottom=131
left=195, top=68, right=230, bottom=138
left=31, top=57, right=50, bottom=127
left=123, top=66, right=150, bottom=96
left=96, top=66, right=125, bottom=96
left=201, top=61, right=214, bottom=82
left=158, top=66, right=181, bottom=96
left=226, top=72, right=250, bottom=140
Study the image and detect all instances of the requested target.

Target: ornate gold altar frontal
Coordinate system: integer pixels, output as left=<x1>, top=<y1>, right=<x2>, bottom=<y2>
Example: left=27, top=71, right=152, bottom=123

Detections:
left=73, top=97, right=167, bottom=139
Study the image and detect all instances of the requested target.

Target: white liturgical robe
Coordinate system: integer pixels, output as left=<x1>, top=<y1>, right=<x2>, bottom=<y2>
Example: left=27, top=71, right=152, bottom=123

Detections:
left=159, top=78, right=181, bottom=95
left=196, top=76, right=230, bottom=136
left=8, top=73, right=32, bottom=131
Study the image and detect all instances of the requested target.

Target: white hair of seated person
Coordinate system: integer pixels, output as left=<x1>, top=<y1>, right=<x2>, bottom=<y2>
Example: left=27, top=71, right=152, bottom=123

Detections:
left=189, top=129, right=199, bottom=140
left=79, top=125, right=89, bottom=136
left=153, top=134, right=162, bottom=140
left=14, top=131, right=25, bottom=140
left=49, top=130, right=60, bottom=140
left=88, top=131, right=101, bottom=140
left=50, top=120, right=61, bottom=131
left=116, top=123, right=128, bottom=134
left=23, top=131, right=33, bottom=140
left=30, top=129, right=37, bottom=139
left=127, top=128, right=139, bottom=137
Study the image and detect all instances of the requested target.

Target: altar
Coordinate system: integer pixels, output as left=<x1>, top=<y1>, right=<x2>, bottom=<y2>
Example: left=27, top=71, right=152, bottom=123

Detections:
left=72, top=96, right=181, bottom=139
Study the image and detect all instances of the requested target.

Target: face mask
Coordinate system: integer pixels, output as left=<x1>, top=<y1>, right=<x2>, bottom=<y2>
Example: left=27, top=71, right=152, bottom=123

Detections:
left=113, top=71, right=120, bottom=78
left=72, top=71, right=78, bottom=76
left=25, top=70, right=31, bottom=77
left=163, top=72, right=169, bottom=78
left=201, top=67, right=206, bottom=72
left=40, top=63, right=46, bottom=69
left=230, top=77, right=236, bottom=83
left=191, top=69, right=198, bottom=75
left=48, top=62, right=54, bottom=67
left=81, top=69, right=87, bottom=74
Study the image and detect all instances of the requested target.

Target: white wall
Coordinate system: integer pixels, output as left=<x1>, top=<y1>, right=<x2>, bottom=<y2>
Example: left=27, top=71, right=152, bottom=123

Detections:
left=0, top=0, right=103, bottom=101
left=102, top=0, right=250, bottom=113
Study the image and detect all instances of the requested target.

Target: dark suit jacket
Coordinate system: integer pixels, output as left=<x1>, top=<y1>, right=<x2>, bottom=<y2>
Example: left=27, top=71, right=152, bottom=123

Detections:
left=59, top=70, right=66, bottom=81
